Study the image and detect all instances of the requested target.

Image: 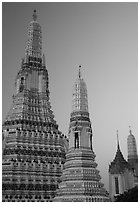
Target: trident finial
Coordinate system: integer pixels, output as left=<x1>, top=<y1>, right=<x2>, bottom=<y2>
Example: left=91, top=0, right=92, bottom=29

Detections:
left=78, top=65, right=81, bottom=79
left=33, top=9, right=37, bottom=21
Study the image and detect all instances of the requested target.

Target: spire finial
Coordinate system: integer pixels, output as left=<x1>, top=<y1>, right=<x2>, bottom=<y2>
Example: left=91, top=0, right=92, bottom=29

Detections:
left=129, top=125, right=132, bottom=134
left=78, top=65, right=81, bottom=78
left=33, top=9, right=37, bottom=21
left=117, top=130, right=120, bottom=149
left=117, top=130, right=118, bottom=142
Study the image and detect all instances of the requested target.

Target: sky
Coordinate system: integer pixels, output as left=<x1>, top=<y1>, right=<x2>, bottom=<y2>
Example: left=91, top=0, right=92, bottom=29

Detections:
left=2, top=2, right=138, bottom=191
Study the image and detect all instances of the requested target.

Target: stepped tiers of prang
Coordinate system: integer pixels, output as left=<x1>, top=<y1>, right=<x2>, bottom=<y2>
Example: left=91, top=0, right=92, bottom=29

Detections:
left=53, top=68, right=110, bottom=202
left=2, top=10, right=68, bottom=202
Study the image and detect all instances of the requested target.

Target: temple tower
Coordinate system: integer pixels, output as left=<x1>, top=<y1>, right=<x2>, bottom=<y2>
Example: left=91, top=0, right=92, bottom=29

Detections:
left=53, top=67, right=110, bottom=202
left=109, top=131, right=135, bottom=201
left=127, top=127, right=138, bottom=185
left=2, top=10, right=68, bottom=202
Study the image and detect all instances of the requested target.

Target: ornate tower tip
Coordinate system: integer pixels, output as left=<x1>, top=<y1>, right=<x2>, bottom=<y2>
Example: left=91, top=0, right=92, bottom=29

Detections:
left=117, top=130, right=120, bottom=149
left=78, top=65, right=82, bottom=79
left=33, top=9, right=37, bottom=21
left=129, top=125, right=132, bottom=134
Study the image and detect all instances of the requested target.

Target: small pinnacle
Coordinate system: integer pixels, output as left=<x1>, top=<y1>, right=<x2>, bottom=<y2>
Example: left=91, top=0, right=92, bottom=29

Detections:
left=117, top=130, right=118, bottom=141
left=129, top=126, right=132, bottom=134
left=116, top=130, right=120, bottom=149
left=33, top=9, right=37, bottom=21
left=78, top=65, right=81, bottom=78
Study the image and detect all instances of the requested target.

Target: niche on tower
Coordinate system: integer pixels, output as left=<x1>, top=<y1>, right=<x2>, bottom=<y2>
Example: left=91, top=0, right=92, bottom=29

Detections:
left=74, top=132, right=79, bottom=149
left=19, top=76, right=25, bottom=92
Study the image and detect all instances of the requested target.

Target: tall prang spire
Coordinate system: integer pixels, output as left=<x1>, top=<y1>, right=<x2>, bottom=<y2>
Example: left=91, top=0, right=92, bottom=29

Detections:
left=2, top=11, right=67, bottom=202
left=70, top=66, right=91, bottom=149
left=72, top=66, right=88, bottom=113
left=5, top=10, right=51, bottom=122
left=127, top=127, right=138, bottom=186
left=25, top=10, right=42, bottom=58
left=54, top=67, right=110, bottom=202
left=127, top=127, right=138, bottom=160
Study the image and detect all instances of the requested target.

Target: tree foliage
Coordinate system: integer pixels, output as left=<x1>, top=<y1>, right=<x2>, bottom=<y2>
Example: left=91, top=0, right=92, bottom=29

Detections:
left=115, top=186, right=138, bottom=202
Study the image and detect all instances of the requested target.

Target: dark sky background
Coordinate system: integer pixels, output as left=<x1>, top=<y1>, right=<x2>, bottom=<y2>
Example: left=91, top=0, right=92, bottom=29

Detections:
left=2, top=2, right=138, bottom=190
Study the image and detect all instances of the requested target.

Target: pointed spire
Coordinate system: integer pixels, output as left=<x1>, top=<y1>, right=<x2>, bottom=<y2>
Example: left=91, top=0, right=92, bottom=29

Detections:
left=110, top=130, right=128, bottom=168
left=117, top=130, right=120, bottom=150
left=26, top=10, right=42, bottom=57
left=78, top=65, right=81, bottom=79
left=33, top=9, right=37, bottom=21
left=129, top=125, right=132, bottom=135
left=72, top=65, right=88, bottom=112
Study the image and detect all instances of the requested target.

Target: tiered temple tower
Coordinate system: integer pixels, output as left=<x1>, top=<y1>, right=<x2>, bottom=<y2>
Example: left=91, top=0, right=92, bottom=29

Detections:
left=109, top=131, right=135, bottom=201
left=127, top=128, right=138, bottom=185
left=2, top=10, right=68, bottom=202
left=53, top=67, right=110, bottom=202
